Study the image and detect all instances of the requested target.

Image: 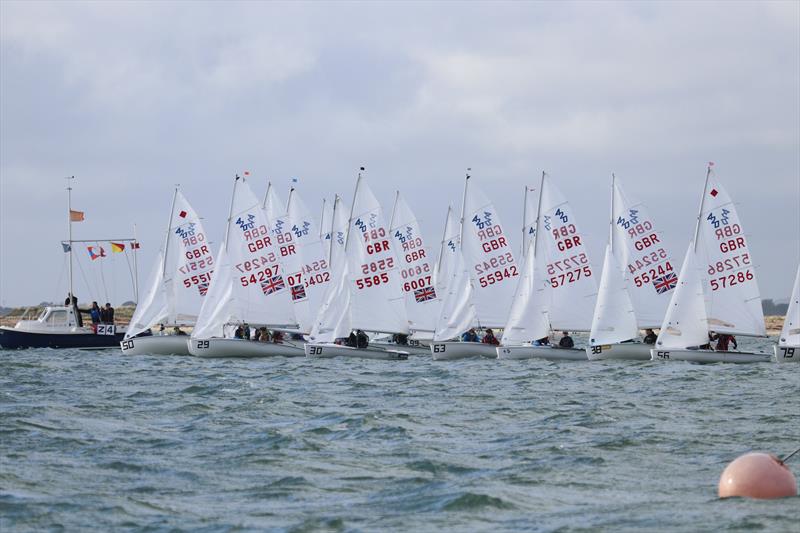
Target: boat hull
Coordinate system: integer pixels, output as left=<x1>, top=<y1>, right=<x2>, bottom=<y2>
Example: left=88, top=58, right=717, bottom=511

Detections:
left=120, top=335, right=191, bottom=356
left=586, top=342, right=652, bottom=361
left=774, top=345, right=799, bottom=363
left=188, top=338, right=305, bottom=358
left=497, top=345, right=587, bottom=361
left=429, top=342, right=498, bottom=360
left=304, top=343, right=409, bottom=360
left=0, top=326, right=125, bottom=350
left=650, top=348, right=771, bottom=364
left=370, top=341, right=431, bottom=356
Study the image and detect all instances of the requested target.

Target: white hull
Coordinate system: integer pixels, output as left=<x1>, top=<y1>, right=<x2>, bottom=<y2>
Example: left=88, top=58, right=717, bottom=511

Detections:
left=120, top=335, right=190, bottom=356
left=304, top=343, right=408, bottom=360
left=371, top=341, right=431, bottom=356
left=189, top=338, right=305, bottom=358
left=497, top=345, right=587, bottom=361
left=586, top=342, right=652, bottom=361
left=774, top=345, right=799, bottom=363
left=650, top=348, right=771, bottom=364
left=429, top=342, right=498, bottom=360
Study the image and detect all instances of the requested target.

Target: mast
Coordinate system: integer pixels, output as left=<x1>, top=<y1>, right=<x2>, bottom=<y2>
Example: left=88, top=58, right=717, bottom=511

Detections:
left=132, top=223, right=140, bottom=304
left=343, top=167, right=364, bottom=251
left=692, top=165, right=713, bottom=253
left=66, top=176, right=75, bottom=304
left=532, top=171, right=545, bottom=258
left=458, top=169, right=470, bottom=246
left=162, top=187, right=179, bottom=277
left=609, top=173, right=615, bottom=251
left=389, top=190, right=400, bottom=230
left=435, top=205, right=453, bottom=274
left=328, top=195, right=340, bottom=264
left=319, top=198, right=327, bottom=240
left=262, top=181, right=272, bottom=209
left=224, top=175, right=240, bottom=253
left=521, top=185, right=529, bottom=258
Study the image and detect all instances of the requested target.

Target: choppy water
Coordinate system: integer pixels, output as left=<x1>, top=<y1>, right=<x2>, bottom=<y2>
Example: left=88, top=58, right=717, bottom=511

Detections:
left=1, top=336, right=798, bottom=532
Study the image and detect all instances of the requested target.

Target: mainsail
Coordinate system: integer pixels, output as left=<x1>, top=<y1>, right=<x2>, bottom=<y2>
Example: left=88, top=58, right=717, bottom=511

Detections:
left=779, top=265, right=800, bottom=346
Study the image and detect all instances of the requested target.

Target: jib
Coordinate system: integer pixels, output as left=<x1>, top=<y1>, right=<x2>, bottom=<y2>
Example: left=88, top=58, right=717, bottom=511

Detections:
left=556, top=236, right=582, bottom=251
left=627, top=221, right=653, bottom=237
left=482, top=237, right=507, bottom=252
left=634, top=234, right=660, bottom=251
left=367, top=240, right=390, bottom=254
left=185, top=246, right=209, bottom=259
left=247, top=237, right=272, bottom=253
left=719, top=237, right=746, bottom=253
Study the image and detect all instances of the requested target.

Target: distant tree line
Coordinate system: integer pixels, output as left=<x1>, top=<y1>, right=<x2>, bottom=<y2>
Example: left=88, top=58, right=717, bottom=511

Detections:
left=762, top=299, right=789, bottom=316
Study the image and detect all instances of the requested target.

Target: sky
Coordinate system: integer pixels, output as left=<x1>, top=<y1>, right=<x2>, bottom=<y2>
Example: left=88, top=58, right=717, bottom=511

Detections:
left=1, top=0, right=798, bottom=308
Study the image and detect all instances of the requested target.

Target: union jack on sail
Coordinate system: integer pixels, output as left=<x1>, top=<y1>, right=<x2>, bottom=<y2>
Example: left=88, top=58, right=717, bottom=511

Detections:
left=413, top=286, right=436, bottom=303
left=653, top=272, right=678, bottom=294
left=197, top=282, right=209, bottom=296
left=261, top=275, right=285, bottom=295
left=291, top=284, right=306, bottom=301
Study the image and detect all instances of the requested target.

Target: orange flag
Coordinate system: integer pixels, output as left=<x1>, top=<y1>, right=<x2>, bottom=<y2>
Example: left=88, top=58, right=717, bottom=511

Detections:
left=70, top=210, right=85, bottom=222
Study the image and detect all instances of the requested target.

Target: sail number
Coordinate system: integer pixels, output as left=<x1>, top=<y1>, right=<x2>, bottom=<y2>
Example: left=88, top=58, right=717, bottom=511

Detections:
left=355, top=272, right=389, bottom=289
left=475, top=252, right=514, bottom=275
left=303, top=260, right=328, bottom=273
left=633, top=261, right=674, bottom=287
left=239, top=264, right=281, bottom=287
left=361, top=258, right=394, bottom=275
left=547, top=253, right=588, bottom=275
left=479, top=266, right=518, bottom=287
left=550, top=266, right=592, bottom=288
left=709, top=270, right=753, bottom=291
left=183, top=272, right=212, bottom=288
left=706, top=254, right=750, bottom=275
left=305, top=272, right=330, bottom=287
left=403, top=275, right=432, bottom=292
left=401, top=263, right=431, bottom=278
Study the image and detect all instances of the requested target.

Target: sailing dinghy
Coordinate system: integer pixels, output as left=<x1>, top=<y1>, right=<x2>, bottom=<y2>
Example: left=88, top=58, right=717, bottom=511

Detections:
left=774, top=265, right=799, bottom=363
left=586, top=175, right=676, bottom=360
left=188, top=176, right=305, bottom=357
left=121, top=189, right=212, bottom=355
left=305, top=170, right=410, bottom=360
left=497, top=173, right=593, bottom=361
left=651, top=165, right=770, bottom=363
left=430, top=173, right=519, bottom=360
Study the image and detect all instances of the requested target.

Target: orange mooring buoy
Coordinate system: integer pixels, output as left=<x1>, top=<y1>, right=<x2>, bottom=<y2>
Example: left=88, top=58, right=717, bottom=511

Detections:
left=718, top=452, right=798, bottom=499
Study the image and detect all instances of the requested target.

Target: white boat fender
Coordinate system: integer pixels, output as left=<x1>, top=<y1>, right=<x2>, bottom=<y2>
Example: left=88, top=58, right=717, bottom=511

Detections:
left=718, top=450, right=798, bottom=499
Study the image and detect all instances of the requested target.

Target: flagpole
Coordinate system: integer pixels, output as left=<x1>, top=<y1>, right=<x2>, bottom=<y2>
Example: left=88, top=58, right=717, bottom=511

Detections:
left=66, top=176, right=75, bottom=309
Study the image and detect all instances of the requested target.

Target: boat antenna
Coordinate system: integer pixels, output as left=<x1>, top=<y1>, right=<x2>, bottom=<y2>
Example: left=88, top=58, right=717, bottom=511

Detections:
left=691, top=163, right=713, bottom=253
left=65, top=176, right=75, bottom=308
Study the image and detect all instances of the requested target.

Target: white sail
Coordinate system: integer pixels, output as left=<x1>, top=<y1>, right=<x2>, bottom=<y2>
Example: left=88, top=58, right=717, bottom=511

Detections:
left=287, top=189, right=331, bottom=332
left=612, top=178, right=677, bottom=328
left=389, top=192, right=440, bottom=335
left=433, top=206, right=459, bottom=299
left=501, top=238, right=550, bottom=345
left=696, top=172, right=765, bottom=336
left=522, top=185, right=538, bottom=258
left=460, top=177, right=519, bottom=327
left=126, top=190, right=214, bottom=338
left=344, top=175, right=409, bottom=334
left=310, top=195, right=352, bottom=342
left=539, top=174, right=598, bottom=331
left=779, top=265, right=800, bottom=346
left=192, top=177, right=296, bottom=339
left=320, top=198, right=333, bottom=257
left=589, top=244, right=639, bottom=345
left=434, top=246, right=477, bottom=341
left=655, top=243, right=709, bottom=349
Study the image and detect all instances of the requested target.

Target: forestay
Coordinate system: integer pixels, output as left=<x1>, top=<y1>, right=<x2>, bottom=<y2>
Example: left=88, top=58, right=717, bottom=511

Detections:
left=287, top=189, right=331, bottom=332
left=126, top=190, right=214, bottom=338
left=344, top=174, right=409, bottom=334
left=656, top=244, right=709, bottom=349
left=539, top=174, right=598, bottom=331
left=389, top=192, right=440, bottom=335
left=779, top=265, right=800, bottom=346
left=192, top=177, right=296, bottom=339
left=460, top=177, right=519, bottom=328
left=696, top=173, right=765, bottom=336
left=433, top=206, right=459, bottom=301
left=612, top=178, right=676, bottom=328
left=589, top=244, right=639, bottom=345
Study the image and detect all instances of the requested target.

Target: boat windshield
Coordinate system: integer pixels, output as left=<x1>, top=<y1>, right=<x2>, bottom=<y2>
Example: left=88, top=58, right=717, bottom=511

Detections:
left=46, top=310, right=68, bottom=326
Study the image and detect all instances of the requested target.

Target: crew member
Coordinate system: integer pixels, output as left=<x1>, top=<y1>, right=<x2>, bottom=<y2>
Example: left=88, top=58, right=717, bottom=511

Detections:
left=643, top=329, right=657, bottom=345
left=461, top=328, right=479, bottom=342
left=558, top=331, right=574, bottom=348
left=482, top=328, right=499, bottom=345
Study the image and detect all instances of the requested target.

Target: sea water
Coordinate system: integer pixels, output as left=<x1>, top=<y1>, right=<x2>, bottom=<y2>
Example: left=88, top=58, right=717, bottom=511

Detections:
left=1, top=336, right=798, bottom=532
